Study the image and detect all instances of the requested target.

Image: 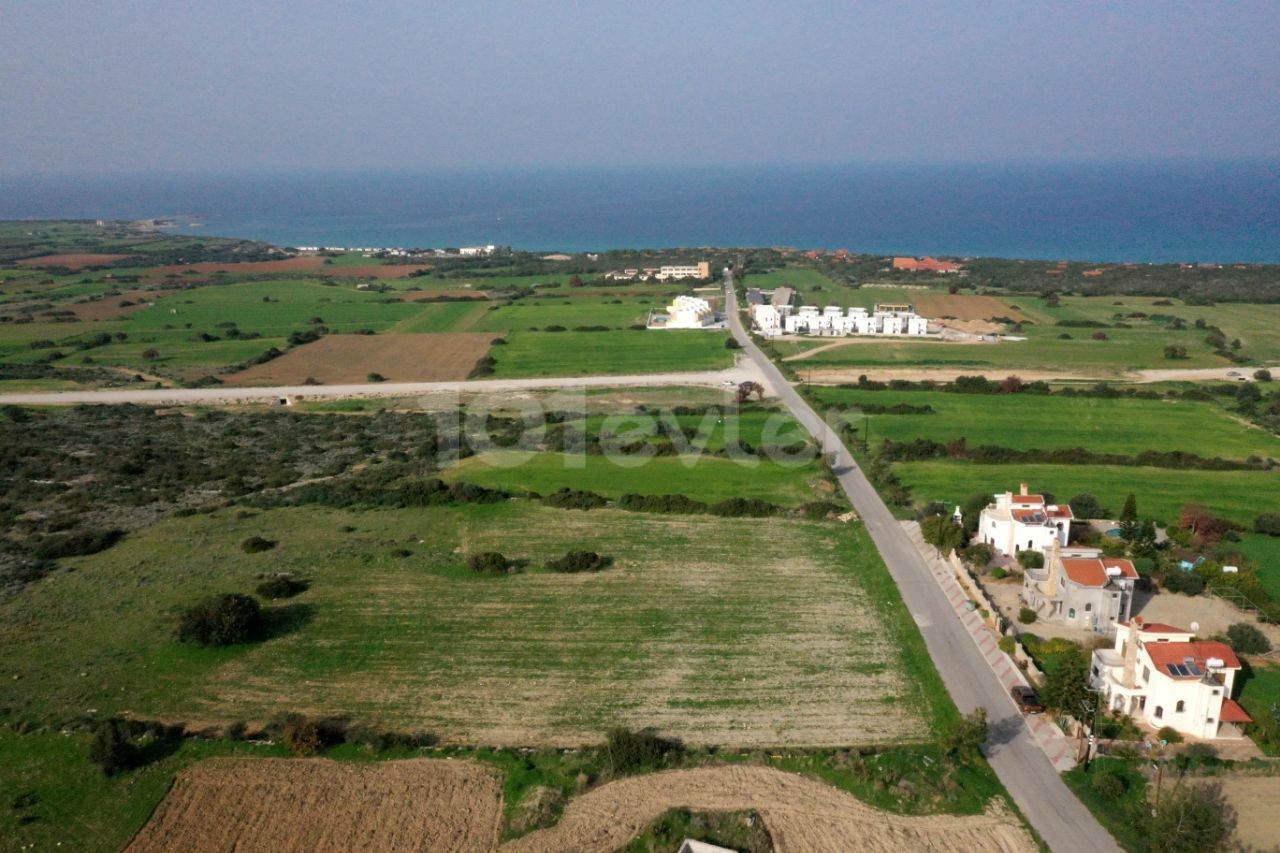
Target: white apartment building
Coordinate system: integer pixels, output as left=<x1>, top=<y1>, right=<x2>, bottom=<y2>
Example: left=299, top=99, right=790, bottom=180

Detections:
left=760, top=303, right=930, bottom=338
left=1090, top=617, right=1252, bottom=740
left=660, top=295, right=715, bottom=329
left=977, top=485, right=1073, bottom=556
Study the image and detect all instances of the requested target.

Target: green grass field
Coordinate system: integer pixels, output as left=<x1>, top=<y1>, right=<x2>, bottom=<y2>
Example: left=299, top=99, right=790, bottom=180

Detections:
left=444, top=448, right=823, bottom=505
left=1237, top=664, right=1280, bottom=757
left=892, top=460, right=1280, bottom=527
left=0, top=503, right=939, bottom=748
left=810, top=387, right=1280, bottom=460
left=489, top=330, right=734, bottom=377
left=780, top=324, right=1226, bottom=373
left=1236, top=534, right=1280, bottom=601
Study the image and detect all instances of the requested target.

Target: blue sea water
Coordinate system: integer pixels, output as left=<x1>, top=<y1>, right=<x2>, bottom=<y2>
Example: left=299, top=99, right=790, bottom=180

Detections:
left=2, top=162, right=1278, bottom=263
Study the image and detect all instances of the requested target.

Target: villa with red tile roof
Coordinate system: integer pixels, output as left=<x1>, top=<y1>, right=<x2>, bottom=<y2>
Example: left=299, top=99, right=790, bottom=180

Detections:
left=891, top=256, right=962, bottom=273
left=977, top=484, right=1072, bottom=556
left=1090, top=617, right=1251, bottom=740
left=1021, top=542, right=1139, bottom=635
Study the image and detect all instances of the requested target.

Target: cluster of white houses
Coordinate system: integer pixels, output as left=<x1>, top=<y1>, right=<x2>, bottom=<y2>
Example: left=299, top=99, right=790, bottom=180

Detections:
left=974, top=485, right=1253, bottom=740
left=746, top=287, right=931, bottom=337
left=650, top=295, right=717, bottom=329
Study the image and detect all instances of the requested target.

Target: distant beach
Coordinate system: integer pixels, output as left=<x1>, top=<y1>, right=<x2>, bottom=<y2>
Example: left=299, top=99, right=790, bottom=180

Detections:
left=2, top=161, right=1278, bottom=262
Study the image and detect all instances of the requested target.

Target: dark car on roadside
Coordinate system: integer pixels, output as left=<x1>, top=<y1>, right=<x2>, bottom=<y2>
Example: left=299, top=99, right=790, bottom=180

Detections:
left=1011, top=685, right=1045, bottom=714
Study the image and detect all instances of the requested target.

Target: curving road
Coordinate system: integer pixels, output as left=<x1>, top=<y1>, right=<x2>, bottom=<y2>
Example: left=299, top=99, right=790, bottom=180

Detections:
left=725, top=272, right=1119, bottom=853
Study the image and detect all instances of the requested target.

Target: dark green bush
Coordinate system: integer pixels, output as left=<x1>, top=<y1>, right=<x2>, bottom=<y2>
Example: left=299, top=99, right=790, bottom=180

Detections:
left=241, top=535, right=277, bottom=554
left=546, top=551, right=611, bottom=573
left=1226, top=622, right=1271, bottom=654
left=1018, top=607, right=1037, bottom=624
left=33, top=528, right=124, bottom=559
left=543, top=487, right=608, bottom=510
left=603, top=727, right=685, bottom=776
left=177, top=593, right=264, bottom=646
left=467, top=552, right=513, bottom=574
left=617, top=493, right=708, bottom=514
left=708, top=497, right=779, bottom=518
left=1255, top=513, right=1280, bottom=536
left=256, top=576, right=310, bottom=599
left=88, top=719, right=138, bottom=777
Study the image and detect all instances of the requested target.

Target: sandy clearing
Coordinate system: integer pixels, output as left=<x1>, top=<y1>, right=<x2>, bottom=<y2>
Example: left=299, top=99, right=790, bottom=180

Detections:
left=126, top=757, right=503, bottom=853
left=222, top=332, right=498, bottom=385
left=15, top=253, right=129, bottom=269
left=502, top=765, right=1034, bottom=853
left=1217, top=775, right=1280, bottom=851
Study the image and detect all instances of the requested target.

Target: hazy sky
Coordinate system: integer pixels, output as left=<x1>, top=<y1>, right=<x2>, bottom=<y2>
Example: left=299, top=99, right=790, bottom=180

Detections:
left=3, top=0, right=1278, bottom=174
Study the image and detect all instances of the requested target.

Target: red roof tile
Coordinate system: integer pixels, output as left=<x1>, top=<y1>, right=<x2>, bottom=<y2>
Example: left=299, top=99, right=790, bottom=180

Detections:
left=1061, top=557, right=1138, bottom=587
left=1220, top=699, right=1253, bottom=723
left=1145, top=641, right=1242, bottom=675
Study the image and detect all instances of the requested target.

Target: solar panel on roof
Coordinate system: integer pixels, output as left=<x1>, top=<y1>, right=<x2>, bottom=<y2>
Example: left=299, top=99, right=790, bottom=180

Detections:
left=1168, top=664, right=1187, bottom=676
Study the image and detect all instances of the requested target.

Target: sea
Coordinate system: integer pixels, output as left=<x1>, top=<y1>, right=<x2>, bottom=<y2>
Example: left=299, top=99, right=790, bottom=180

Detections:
left=2, top=161, right=1278, bottom=263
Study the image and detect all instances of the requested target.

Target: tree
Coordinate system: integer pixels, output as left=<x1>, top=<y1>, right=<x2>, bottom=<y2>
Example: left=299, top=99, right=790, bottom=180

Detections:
left=1069, top=493, right=1104, bottom=520
left=1254, top=368, right=1272, bottom=382
left=921, top=514, right=966, bottom=555
left=938, top=708, right=988, bottom=761
left=1016, top=550, right=1044, bottom=569
left=467, top=552, right=512, bottom=574
left=89, top=719, right=137, bottom=776
left=141, top=348, right=160, bottom=361
left=1134, top=519, right=1159, bottom=558
left=1118, top=493, right=1138, bottom=542
left=1255, top=513, right=1280, bottom=536
left=998, top=375, right=1024, bottom=393
left=1041, top=645, right=1090, bottom=713
left=735, top=381, right=764, bottom=403
left=1226, top=622, right=1271, bottom=655
left=177, top=593, right=264, bottom=646
left=1149, top=782, right=1237, bottom=853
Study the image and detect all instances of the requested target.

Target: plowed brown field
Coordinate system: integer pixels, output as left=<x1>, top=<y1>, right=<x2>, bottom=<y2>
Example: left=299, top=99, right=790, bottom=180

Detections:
left=912, top=294, right=1028, bottom=321
left=130, top=760, right=1033, bottom=853
left=223, top=332, right=496, bottom=385
left=16, top=253, right=129, bottom=269
left=125, top=758, right=503, bottom=853
left=503, top=766, right=1034, bottom=853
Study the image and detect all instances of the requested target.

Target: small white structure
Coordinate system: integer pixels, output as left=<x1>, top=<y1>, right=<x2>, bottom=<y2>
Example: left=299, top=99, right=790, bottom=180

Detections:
left=755, top=300, right=931, bottom=338
left=1090, top=617, right=1252, bottom=740
left=460, top=245, right=498, bottom=257
left=977, top=484, right=1072, bottom=556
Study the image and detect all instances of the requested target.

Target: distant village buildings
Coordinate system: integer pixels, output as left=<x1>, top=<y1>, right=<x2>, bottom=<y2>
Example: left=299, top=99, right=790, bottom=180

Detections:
left=747, top=288, right=931, bottom=338
left=606, top=261, right=711, bottom=282
left=892, top=256, right=963, bottom=273
left=1090, top=618, right=1252, bottom=740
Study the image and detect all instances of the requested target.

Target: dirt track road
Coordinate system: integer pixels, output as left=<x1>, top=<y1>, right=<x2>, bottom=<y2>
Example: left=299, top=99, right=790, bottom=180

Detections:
left=0, top=364, right=769, bottom=407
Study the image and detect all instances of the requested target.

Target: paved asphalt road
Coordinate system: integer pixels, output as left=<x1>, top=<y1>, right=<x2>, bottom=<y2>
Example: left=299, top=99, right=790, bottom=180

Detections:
left=725, top=273, right=1120, bottom=853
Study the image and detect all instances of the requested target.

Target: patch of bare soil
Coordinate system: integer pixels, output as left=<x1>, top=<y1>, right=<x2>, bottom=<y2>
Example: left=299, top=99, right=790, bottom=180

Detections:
left=328, top=265, right=431, bottom=279
left=912, top=293, right=1029, bottom=322
left=222, top=332, right=497, bottom=385
left=501, top=765, right=1034, bottom=853
left=126, top=757, right=503, bottom=853
left=1218, top=775, right=1280, bottom=851
left=64, top=289, right=163, bottom=320
left=15, top=253, right=129, bottom=269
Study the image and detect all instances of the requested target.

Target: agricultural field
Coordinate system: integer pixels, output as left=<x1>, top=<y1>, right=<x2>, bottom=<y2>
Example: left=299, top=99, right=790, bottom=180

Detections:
left=0, top=502, right=936, bottom=747
left=891, top=460, right=1280, bottom=528
left=1236, top=535, right=1280, bottom=600
left=810, top=386, right=1280, bottom=460
left=488, top=330, right=734, bottom=377
left=223, top=332, right=498, bottom=385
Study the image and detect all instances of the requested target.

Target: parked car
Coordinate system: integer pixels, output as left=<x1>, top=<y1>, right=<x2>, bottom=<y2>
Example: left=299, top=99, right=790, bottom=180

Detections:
left=1011, top=684, right=1045, bottom=714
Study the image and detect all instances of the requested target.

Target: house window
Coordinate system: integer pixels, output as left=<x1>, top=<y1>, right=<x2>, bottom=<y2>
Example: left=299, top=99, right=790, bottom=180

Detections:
left=1068, top=608, right=1076, bottom=619
left=1085, top=603, right=1092, bottom=612
left=1028, top=539, right=1034, bottom=549
left=1154, top=706, right=1163, bottom=719
left=1175, top=701, right=1185, bottom=713
left=1142, top=666, right=1151, bottom=683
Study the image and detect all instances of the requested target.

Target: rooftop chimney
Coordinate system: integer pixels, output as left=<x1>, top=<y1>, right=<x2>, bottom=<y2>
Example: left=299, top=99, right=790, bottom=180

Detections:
left=1121, top=624, right=1139, bottom=688
left=1044, top=540, right=1062, bottom=598
left=1020, top=483, right=1029, bottom=496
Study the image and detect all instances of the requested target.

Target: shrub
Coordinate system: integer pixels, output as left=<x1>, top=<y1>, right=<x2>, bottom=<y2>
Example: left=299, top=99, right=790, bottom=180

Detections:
left=989, top=567, right=1008, bottom=580
left=603, top=727, right=685, bottom=776
left=724, top=338, right=742, bottom=349
left=177, top=594, right=264, bottom=646
left=256, top=576, right=310, bottom=599
left=618, top=493, right=708, bottom=514
left=1149, top=782, right=1236, bottom=852
left=367, top=372, right=386, bottom=382
left=1226, top=622, right=1271, bottom=654
left=961, top=542, right=995, bottom=567
left=1162, top=571, right=1205, bottom=596
left=543, top=487, right=608, bottom=510
left=800, top=500, right=843, bottom=520
left=1254, top=513, right=1280, bottom=536
left=89, top=719, right=138, bottom=777
left=1157, top=725, right=1183, bottom=744
left=1091, top=771, right=1128, bottom=799
left=938, top=708, right=988, bottom=761
left=1068, top=492, right=1104, bottom=520
left=998, top=635, right=1016, bottom=654
left=546, top=550, right=611, bottom=573
left=1255, top=368, right=1273, bottom=382
left=1016, top=550, right=1044, bottom=569
left=707, top=497, right=779, bottom=517
left=33, top=527, right=124, bottom=559
left=241, top=535, right=277, bottom=554
left=283, top=716, right=325, bottom=756
left=1018, top=607, right=1037, bottom=624
left=467, top=552, right=513, bottom=574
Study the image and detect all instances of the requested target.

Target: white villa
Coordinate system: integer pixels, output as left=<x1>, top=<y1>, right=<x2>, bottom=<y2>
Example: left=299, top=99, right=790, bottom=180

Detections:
left=1090, top=617, right=1252, bottom=740
left=1022, top=543, right=1139, bottom=634
left=749, top=298, right=930, bottom=338
left=654, top=295, right=715, bottom=329
left=977, top=485, right=1073, bottom=556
